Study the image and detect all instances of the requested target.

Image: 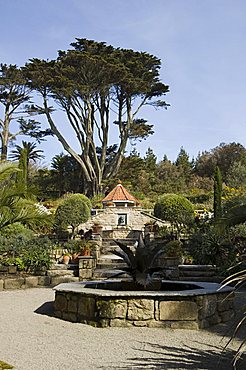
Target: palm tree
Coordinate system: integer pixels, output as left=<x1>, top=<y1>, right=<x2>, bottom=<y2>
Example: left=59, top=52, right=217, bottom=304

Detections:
left=10, top=141, right=44, bottom=164
left=0, top=161, right=51, bottom=230
left=10, top=141, right=44, bottom=188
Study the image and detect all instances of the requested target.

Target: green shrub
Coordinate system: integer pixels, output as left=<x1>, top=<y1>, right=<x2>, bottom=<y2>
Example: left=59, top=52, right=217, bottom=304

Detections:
left=228, top=222, right=246, bottom=257
left=187, top=228, right=235, bottom=268
left=0, top=235, right=52, bottom=272
left=213, top=166, right=223, bottom=219
left=1, top=256, right=25, bottom=270
left=0, top=222, right=34, bottom=239
left=154, top=194, right=194, bottom=232
left=91, top=193, right=104, bottom=209
left=22, top=237, right=52, bottom=272
left=0, top=234, right=29, bottom=257
left=164, top=240, right=183, bottom=258
left=55, top=195, right=91, bottom=238
left=223, top=194, right=246, bottom=214
left=64, top=193, right=91, bottom=209
left=187, top=192, right=212, bottom=204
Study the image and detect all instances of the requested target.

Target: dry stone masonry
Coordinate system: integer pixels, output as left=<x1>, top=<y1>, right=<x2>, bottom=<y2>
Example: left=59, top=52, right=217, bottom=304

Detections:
left=54, top=280, right=235, bottom=329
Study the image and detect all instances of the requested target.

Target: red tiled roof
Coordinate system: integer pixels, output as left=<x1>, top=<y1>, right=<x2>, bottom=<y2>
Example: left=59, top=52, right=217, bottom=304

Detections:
left=102, top=183, right=137, bottom=203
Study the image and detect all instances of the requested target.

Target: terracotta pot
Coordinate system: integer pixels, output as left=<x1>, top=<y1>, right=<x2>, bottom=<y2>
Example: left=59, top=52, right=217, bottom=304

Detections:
left=63, top=255, right=70, bottom=264
left=81, top=249, right=90, bottom=256
left=184, top=258, right=193, bottom=265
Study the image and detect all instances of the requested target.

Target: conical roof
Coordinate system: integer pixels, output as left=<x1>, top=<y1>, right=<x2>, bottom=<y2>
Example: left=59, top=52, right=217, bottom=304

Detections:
left=102, top=181, right=138, bottom=205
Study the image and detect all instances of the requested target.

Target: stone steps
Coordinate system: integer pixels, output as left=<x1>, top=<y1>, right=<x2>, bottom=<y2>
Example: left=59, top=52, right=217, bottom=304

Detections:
left=97, top=255, right=126, bottom=268
left=50, top=263, right=69, bottom=270
left=47, top=264, right=79, bottom=278
left=47, top=269, right=75, bottom=277
left=51, top=276, right=79, bottom=285
left=180, top=270, right=217, bottom=277
left=94, top=254, right=127, bottom=277
left=179, top=276, right=224, bottom=283
left=179, top=265, right=217, bottom=278
left=96, top=263, right=127, bottom=270
left=93, top=269, right=129, bottom=279
left=101, top=238, right=136, bottom=254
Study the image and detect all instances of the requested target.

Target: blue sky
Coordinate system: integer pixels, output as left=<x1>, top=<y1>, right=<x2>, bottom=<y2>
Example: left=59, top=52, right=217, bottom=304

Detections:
left=1, top=0, right=246, bottom=164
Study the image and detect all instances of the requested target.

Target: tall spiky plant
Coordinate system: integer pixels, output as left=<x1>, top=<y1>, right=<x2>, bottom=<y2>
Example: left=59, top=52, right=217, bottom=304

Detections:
left=112, top=233, right=165, bottom=287
left=219, top=264, right=246, bottom=369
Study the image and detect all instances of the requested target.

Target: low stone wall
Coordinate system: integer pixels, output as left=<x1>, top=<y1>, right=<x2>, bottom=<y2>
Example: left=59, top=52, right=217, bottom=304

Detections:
left=0, top=275, right=79, bottom=290
left=53, top=280, right=235, bottom=329
left=0, top=276, right=51, bottom=290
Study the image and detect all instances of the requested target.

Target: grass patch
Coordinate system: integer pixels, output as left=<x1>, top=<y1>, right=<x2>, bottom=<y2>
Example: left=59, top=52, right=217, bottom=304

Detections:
left=0, top=360, right=14, bottom=369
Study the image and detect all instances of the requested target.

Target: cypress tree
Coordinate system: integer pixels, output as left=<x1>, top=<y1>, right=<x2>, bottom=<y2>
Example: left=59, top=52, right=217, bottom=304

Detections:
left=214, top=166, right=222, bottom=219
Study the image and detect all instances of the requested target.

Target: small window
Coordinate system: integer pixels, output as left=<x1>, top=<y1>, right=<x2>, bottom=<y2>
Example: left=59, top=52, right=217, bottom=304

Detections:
left=118, top=214, right=127, bottom=226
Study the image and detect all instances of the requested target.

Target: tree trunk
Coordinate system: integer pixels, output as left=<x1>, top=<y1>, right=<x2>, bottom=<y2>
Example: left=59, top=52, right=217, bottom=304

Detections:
left=105, top=97, right=132, bottom=179
left=1, top=116, right=10, bottom=161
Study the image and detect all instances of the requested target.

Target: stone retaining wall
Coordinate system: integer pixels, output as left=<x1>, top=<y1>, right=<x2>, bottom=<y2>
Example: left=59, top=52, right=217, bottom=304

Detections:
left=0, top=275, right=79, bottom=290
left=53, top=281, right=235, bottom=329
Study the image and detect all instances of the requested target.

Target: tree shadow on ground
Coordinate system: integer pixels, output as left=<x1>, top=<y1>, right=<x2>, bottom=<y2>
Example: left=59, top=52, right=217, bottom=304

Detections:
left=34, top=301, right=54, bottom=317
left=100, top=341, right=245, bottom=370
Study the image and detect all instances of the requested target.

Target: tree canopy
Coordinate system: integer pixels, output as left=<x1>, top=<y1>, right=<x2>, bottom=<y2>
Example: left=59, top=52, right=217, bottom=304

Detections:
left=154, top=193, right=194, bottom=232
left=195, top=142, right=246, bottom=181
left=24, top=38, right=169, bottom=196
left=54, top=193, right=91, bottom=238
left=0, top=64, right=51, bottom=161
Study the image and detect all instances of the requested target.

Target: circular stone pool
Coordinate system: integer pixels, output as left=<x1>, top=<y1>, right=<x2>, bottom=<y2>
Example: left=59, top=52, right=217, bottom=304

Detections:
left=53, top=279, right=235, bottom=329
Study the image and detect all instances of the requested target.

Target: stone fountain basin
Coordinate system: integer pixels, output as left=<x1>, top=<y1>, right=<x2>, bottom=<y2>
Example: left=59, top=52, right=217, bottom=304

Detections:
left=53, top=279, right=234, bottom=329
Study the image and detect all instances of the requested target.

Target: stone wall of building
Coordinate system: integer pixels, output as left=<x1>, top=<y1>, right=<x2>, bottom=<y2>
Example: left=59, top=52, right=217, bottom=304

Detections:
left=80, top=207, right=168, bottom=237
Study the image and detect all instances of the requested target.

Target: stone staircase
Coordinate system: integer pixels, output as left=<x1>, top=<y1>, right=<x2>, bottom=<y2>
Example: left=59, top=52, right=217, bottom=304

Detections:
left=47, top=263, right=79, bottom=285
left=101, top=237, right=136, bottom=254
left=91, top=238, right=134, bottom=279
left=179, top=265, right=222, bottom=282
left=93, top=254, right=128, bottom=279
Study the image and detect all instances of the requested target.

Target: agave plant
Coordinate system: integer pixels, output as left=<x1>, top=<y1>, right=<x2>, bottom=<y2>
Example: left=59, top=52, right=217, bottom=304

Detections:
left=112, top=233, right=165, bottom=287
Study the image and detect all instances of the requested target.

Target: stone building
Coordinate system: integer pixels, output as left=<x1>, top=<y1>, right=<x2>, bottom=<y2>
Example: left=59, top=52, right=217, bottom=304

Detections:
left=80, top=181, right=166, bottom=239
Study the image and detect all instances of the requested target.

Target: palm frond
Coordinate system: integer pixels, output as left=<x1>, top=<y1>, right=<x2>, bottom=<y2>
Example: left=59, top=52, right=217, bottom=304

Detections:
left=0, top=161, right=19, bottom=183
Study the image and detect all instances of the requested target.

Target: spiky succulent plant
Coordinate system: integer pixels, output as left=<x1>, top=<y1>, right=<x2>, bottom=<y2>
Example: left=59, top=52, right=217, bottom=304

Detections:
left=112, top=233, right=165, bottom=287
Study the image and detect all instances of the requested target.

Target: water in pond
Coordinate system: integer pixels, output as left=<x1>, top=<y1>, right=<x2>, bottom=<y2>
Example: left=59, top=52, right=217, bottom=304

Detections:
left=85, top=280, right=202, bottom=291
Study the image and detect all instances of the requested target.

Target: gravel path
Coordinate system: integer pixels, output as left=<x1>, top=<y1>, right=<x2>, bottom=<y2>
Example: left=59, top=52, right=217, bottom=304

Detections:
left=0, top=287, right=246, bottom=370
